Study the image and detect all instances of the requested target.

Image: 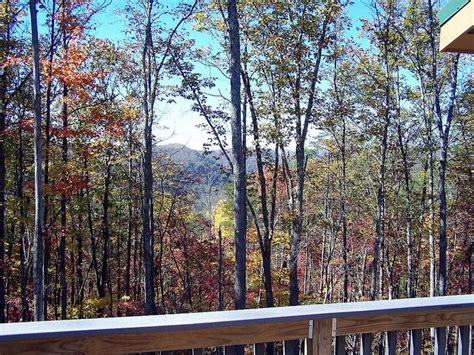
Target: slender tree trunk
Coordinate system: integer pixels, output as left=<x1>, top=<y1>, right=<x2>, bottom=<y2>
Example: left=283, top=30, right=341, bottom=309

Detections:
left=333, top=47, right=349, bottom=303
left=341, top=120, right=349, bottom=302
left=467, top=241, right=472, bottom=294
left=438, top=143, right=448, bottom=296
left=142, top=0, right=157, bottom=316
left=397, top=120, right=414, bottom=297
left=284, top=140, right=304, bottom=355
left=70, top=251, right=75, bottom=305
left=125, top=205, right=133, bottom=296
left=218, top=227, right=223, bottom=311
left=84, top=156, right=101, bottom=297
left=135, top=215, right=141, bottom=300
left=228, top=0, right=246, bottom=312
left=142, top=122, right=156, bottom=314
left=29, top=0, right=45, bottom=321
left=289, top=136, right=304, bottom=307
left=0, top=49, right=5, bottom=326
left=287, top=17, right=328, bottom=314
left=228, top=3, right=246, bottom=355
left=370, top=99, right=389, bottom=301
left=43, top=0, right=56, bottom=320
left=241, top=70, right=274, bottom=309
left=99, top=155, right=112, bottom=299
left=370, top=15, right=391, bottom=301
left=60, top=88, right=68, bottom=319
left=125, top=124, right=133, bottom=296
left=54, top=248, right=59, bottom=319
left=17, top=121, right=30, bottom=321
left=0, top=0, right=13, bottom=323
left=436, top=55, right=459, bottom=297
left=426, top=0, right=459, bottom=299
left=77, top=213, right=84, bottom=317
left=428, top=125, right=436, bottom=297
left=116, top=216, right=122, bottom=300
left=59, top=0, right=69, bottom=319
left=0, top=115, right=4, bottom=323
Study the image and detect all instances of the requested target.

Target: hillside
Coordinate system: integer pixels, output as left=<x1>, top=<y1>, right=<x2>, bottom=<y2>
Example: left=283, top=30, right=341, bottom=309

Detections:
left=155, top=144, right=230, bottom=184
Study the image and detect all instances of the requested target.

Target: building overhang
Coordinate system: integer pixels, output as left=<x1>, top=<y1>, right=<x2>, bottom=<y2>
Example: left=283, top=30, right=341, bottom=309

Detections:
left=438, top=0, right=474, bottom=53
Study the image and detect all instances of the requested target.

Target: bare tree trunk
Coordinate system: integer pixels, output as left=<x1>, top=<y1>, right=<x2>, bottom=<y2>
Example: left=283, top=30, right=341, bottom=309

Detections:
left=287, top=17, right=328, bottom=317
left=341, top=121, right=349, bottom=302
left=137, top=0, right=199, bottom=314
left=468, top=241, right=472, bottom=294
left=426, top=0, right=460, bottom=299
left=218, top=227, right=223, bottom=311
left=0, top=0, right=13, bottom=324
left=29, top=0, right=44, bottom=321
left=59, top=91, right=68, bottom=319
left=396, top=115, right=414, bottom=298
left=283, top=79, right=309, bottom=353
left=436, top=56, right=459, bottom=296
left=70, top=250, right=75, bottom=305
left=0, top=44, right=5, bottom=325
left=227, top=0, right=246, bottom=312
left=241, top=70, right=274, bottom=309
left=370, top=5, right=392, bottom=301
left=116, top=219, right=122, bottom=301
left=43, top=0, right=56, bottom=320
left=142, top=118, right=156, bottom=315
left=437, top=139, right=449, bottom=297
left=417, top=72, right=437, bottom=299
left=76, top=214, right=84, bottom=317
left=0, top=104, right=4, bottom=323
left=370, top=115, right=389, bottom=301
left=58, top=0, right=69, bottom=319
left=332, top=45, right=349, bottom=303
left=84, top=156, right=101, bottom=298
left=142, top=0, right=157, bottom=316
left=426, top=115, right=436, bottom=298
left=360, top=249, right=368, bottom=298
left=17, top=120, right=30, bottom=321
left=289, top=144, right=304, bottom=307
left=125, top=124, right=134, bottom=296
left=99, top=154, right=112, bottom=299
left=228, top=3, right=246, bottom=355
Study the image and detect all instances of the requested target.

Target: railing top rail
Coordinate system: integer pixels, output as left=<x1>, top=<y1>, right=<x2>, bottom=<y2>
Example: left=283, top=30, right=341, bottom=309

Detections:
left=0, top=294, right=472, bottom=342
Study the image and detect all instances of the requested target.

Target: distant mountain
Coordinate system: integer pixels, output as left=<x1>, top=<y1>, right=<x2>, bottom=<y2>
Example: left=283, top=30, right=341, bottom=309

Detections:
left=154, top=144, right=230, bottom=212
left=155, top=143, right=230, bottom=186
left=155, top=143, right=258, bottom=179
left=154, top=144, right=261, bottom=212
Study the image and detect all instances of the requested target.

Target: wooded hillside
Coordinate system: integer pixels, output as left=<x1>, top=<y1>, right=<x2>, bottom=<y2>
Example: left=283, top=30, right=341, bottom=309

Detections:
left=0, top=2, right=471, bottom=350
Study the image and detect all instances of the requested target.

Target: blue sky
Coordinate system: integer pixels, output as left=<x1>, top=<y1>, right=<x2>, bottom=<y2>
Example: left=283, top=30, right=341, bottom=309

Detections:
left=38, top=1, right=375, bottom=150
left=32, top=0, right=453, bottom=149
left=85, top=0, right=232, bottom=149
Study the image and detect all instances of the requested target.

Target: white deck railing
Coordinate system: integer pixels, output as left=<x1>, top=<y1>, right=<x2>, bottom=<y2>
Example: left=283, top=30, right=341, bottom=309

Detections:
left=0, top=294, right=472, bottom=354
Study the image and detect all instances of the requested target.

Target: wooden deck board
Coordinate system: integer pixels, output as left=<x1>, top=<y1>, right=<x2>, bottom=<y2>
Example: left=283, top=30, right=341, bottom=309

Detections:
left=0, top=295, right=472, bottom=354
left=1, top=295, right=472, bottom=342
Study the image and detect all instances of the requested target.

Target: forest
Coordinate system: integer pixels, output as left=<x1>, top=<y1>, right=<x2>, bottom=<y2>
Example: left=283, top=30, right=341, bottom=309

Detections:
left=0, top=0, right=472, bottom=349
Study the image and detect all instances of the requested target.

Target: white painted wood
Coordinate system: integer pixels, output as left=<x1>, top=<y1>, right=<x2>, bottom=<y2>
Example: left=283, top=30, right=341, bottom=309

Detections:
left=0, top=295, right=472, bottom=343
